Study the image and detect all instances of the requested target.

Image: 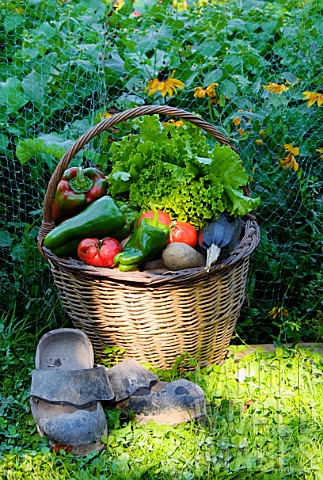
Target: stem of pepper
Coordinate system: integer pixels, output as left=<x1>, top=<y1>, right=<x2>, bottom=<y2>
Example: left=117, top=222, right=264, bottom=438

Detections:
left=151, top=207, right=159, bottom=227
left=69, top=166, right=93, bottom=193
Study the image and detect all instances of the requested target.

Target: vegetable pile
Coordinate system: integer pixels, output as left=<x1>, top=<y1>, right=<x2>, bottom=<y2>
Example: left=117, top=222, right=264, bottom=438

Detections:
left=43, top=116, right=260, bottom=272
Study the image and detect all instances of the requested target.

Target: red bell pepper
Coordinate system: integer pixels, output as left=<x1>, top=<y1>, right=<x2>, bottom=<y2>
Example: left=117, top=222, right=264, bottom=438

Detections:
left=52, top=166, right=108, bottom=223
left=77, top=237, right=121, bottom=267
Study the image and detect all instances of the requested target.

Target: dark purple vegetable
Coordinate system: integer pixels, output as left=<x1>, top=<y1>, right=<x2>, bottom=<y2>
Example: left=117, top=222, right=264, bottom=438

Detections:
left=198, top=214, right=242, bottom=270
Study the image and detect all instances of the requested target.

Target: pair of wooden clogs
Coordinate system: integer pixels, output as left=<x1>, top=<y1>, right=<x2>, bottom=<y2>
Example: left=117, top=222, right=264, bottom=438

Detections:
left=30, top=329, right=206, bottom=456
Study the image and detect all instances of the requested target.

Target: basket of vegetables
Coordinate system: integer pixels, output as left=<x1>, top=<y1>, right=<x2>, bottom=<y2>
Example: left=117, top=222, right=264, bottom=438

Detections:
left=38, top=105, right=260, bottom=368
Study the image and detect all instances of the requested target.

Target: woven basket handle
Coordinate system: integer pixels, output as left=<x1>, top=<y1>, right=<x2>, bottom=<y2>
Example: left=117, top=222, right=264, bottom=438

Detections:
left=39, top=105, right=237, bottom=245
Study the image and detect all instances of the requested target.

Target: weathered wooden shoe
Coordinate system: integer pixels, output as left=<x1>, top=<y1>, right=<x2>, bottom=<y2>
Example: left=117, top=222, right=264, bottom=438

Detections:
left=106, top=358, right=158, bottom=402
left=117, top=378, right=207, bottom=425
left=30, top=328, right=114, bottom=456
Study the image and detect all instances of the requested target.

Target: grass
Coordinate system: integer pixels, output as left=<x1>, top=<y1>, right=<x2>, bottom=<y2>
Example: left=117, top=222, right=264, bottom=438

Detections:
left=1, top=310, right=322, bottom=479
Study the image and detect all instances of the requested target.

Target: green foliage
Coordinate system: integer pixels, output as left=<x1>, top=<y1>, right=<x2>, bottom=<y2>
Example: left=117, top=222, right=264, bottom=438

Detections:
left=108, top=115, right=259, bottom=228
left=0, top=0, right=322, bottom=342
left=16, top=134, right=75, bottom=168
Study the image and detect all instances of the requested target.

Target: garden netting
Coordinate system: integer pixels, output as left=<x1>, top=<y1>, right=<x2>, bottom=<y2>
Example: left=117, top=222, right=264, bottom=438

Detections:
left=1, top=0, right=322, bottom=343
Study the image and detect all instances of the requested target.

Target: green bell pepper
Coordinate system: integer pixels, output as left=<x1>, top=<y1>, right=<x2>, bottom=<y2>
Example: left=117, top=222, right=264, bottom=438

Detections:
left=44, top=196, right=125, bottom=257
left=114, top=208, right=169, bottom=271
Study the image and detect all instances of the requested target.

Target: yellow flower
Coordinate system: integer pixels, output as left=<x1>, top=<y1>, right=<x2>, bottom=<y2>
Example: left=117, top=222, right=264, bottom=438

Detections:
left=302, top=91, right=323, bottom=107
left=263, top=83, right=289, bottom=94
left=232, top=117, right=241, bottom=126
left=284, top=144, right=299, bottom=156
left=259, top=129, right=265, bottom=137
left=255, top=139, right=263, bottom=146
left=238, top=128, right=245, bottom=135
left=280, top=153, right=299, bottom=171
left=284, top=78, right=299, bottom=87
left=279, top=144, right=300, bottom=171
left=194, top=87, right=207, bottom=99
left=316, top=148, right=323, bottom=159
left=114, top=0, right=124, bottom=10
left=205, top=82, right=218, bottom=98
left=162, top=119, right=184, bottom=127
left=171, top=0, right=188, bottom=11
left=101, top=107, right=118, bottom=120
left=194, top=82, right=218, bottom=100
left=268, top=306, right=289, bottom=319
left=145, top=70, right=185, bottom=98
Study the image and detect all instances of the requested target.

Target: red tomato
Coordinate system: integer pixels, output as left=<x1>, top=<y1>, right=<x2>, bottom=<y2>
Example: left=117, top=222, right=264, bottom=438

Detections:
left=168, top=221, right=198, bottom=248
left=77, top=237, right=121, bottom=267
left=138, top=209, right=172, bottom=227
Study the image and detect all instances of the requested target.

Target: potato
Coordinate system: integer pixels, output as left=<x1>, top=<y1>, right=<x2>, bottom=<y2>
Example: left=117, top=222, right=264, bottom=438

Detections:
left=162, top=242, right=206, bottom=271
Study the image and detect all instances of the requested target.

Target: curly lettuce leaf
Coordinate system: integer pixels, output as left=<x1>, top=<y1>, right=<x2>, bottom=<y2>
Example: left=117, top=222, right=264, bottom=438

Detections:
left=108, top=115, right=260, bottom=226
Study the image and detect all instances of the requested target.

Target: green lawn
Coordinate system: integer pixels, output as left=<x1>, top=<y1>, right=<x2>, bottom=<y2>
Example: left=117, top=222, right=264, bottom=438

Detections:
left=1, top=312, right=322, bottom=479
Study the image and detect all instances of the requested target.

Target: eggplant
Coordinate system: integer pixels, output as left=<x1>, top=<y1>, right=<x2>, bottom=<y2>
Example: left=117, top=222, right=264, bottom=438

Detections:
left=198, top=214, right=242, bottom=271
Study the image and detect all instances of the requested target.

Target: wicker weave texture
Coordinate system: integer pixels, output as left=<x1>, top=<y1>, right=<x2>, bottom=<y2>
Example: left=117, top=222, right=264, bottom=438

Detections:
left=49, top=257, right=250, bottom=368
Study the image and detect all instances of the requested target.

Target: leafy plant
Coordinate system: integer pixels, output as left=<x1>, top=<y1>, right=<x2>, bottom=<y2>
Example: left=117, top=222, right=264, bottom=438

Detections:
left=108, top=115, right=259, bottom=228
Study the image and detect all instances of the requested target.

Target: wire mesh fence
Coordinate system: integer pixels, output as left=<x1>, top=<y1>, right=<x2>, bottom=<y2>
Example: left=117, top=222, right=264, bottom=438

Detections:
left=1, top=0, right=322, bottom=343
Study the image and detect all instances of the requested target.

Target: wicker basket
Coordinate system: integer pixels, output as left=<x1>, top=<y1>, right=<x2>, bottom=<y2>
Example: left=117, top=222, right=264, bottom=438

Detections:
left=38, top=105, right=260, bottom=368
